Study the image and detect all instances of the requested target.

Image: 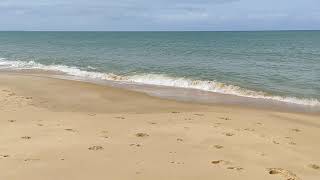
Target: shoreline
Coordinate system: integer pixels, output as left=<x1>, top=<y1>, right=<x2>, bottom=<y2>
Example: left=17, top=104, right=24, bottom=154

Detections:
left=0, top=58, right=318, bottom=108
left=1, top=70, right=319, bottom=115
left=1, top=72, right=320, bottom=180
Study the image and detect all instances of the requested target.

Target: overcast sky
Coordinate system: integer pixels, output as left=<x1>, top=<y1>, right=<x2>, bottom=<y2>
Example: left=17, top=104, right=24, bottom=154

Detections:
left=0, top=0, right=319, bottom=31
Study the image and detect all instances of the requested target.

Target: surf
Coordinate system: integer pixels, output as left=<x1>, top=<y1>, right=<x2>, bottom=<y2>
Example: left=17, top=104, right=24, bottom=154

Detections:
left=0, top=58, right=319, bottom=107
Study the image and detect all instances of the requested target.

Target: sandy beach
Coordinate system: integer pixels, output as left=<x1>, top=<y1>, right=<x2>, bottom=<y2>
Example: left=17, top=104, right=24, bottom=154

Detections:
left=0, top=73, right=319, bottom=180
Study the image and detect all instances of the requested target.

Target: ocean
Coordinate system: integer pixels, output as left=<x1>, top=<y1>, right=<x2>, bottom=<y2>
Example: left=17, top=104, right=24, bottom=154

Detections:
left=0, top=31, right=319, bottom=108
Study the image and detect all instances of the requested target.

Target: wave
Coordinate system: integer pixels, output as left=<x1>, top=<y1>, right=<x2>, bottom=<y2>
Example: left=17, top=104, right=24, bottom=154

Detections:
left=0, top=58, right=319, bottom=106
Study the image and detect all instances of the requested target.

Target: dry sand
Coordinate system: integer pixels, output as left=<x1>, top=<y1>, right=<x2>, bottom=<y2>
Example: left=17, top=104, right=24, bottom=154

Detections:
left=0, top=73, right=319, bottom=180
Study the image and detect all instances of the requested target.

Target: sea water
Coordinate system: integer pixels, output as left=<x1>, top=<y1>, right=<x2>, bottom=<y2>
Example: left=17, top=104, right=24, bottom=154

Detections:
left=0, top=31, right=319, bottom=108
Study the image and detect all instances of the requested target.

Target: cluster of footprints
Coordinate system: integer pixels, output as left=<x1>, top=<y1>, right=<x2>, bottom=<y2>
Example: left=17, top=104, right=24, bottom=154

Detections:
left=88, top=131, right=150, bottom=151
left=85, top=113, right=317, bottom=180
left=182, top=113, right=317, bottom=179
left=0, top=89, right=32, bottom=108
left=211, top=160, right=243, bottom=171
left=4, top=109, right=320, bottom=179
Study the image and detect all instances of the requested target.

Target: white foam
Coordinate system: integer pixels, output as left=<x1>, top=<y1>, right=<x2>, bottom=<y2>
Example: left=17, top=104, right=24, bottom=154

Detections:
left=87, top=66, right=97, bottom=70
left=0, top=58, right=319, bottom=106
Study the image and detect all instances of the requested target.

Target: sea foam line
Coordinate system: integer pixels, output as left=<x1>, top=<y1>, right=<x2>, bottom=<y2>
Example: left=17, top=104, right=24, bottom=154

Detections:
left=0, top=58, right=319, bottom=106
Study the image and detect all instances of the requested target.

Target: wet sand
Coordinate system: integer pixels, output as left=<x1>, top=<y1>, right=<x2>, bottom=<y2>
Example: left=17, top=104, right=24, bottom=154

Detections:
left=0, top=73, right=319, bottom=180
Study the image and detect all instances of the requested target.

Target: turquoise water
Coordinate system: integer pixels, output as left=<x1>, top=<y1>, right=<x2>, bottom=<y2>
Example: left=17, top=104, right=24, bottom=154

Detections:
left=0, top=31, right=319, bottom=106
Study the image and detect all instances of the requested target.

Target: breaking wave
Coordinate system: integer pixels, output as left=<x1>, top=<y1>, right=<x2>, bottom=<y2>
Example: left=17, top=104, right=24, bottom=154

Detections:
left=0, top=58, right=319, bottom=106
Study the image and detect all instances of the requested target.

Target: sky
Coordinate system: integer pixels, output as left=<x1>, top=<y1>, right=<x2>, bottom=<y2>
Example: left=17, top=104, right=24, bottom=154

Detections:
left=0, top=0, right=319, bottom=31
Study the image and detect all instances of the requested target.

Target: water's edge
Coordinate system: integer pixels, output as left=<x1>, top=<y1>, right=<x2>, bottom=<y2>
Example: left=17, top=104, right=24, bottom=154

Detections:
left=0, top=58, right=319, bottom=108
left=1, top=60, right=319, bottom=114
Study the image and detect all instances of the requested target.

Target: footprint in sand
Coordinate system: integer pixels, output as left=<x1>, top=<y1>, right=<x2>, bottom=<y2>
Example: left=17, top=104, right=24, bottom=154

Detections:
left=211, top=160, right=231, bottom=165
left=272, top=140, right=280, bottom=144
left=211, top=160, right=244, bottom=171
left=260, top=153, right=267, bottom=156
left=171, top=111, right=180, bottom=114
left=115, top=116, right=125, bottom=119
left=227, top=166, right=244, bottom=171
left=289, top=142, right=296, bottom=145
left=268, top=168, right=300, bottom=180
left=213, top=145, right=224, bottom=149
left=224, top=133, right=234, bottom=137
left=37, top=123, right=44, bottom=126
left=88, top=146, right=104, bottom=151
left=88, top=113, right=96, bottom=116
left=21, top=136, right=31, bottom=140
left=176, top=138, right=184, bottom=142
left=291, top=128, right=301, bottom=132
left=219, top=117, right=231, bottom=121
left=0, top=154, right=9, bottom=158
left=308, top=164, right=320, bottom=170
left=136, top=133, right=149, bottom=138
left=244, top=128, right=255, bottom=132
left=170, top=161, right=184, bottom=165
left=130, top=143, right=142, bottom=147
left=148, top=122, right=157, bottom=125
left=65, top=128, right=76, bottom=132
left=8, top=120, right=16, bottom=123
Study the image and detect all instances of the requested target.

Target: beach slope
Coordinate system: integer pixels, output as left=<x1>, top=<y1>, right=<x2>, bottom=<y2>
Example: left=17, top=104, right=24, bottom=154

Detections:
left=0, top=73, right=319, bottom=180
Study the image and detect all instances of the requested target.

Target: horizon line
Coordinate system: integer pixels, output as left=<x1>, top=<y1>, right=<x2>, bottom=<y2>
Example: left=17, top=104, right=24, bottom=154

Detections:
left=0, top=29, right=320, bottom=32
